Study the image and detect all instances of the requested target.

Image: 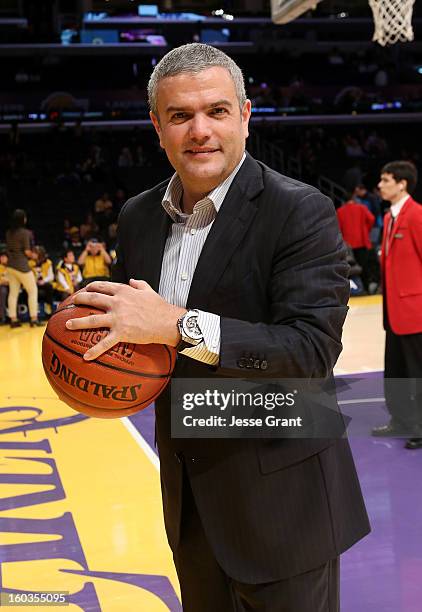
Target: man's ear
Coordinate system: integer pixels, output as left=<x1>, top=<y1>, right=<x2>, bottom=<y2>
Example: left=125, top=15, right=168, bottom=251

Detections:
left=241, top=99, right=252, bottom=139
left=150, top=111, right=164, bottom=149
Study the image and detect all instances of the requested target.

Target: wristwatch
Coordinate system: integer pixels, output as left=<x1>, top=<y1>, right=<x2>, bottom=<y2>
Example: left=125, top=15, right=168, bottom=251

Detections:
left=176, top=309, right=204, bottom=352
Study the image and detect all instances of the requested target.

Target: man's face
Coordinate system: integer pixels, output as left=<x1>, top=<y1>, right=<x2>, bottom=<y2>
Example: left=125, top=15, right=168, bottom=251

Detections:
left=0, top=254, right=7, bottom=266
left=88, top=241, right=101, bottom=255
left=150, top=66, right=251, bottom=194
left=65, top=251, right=75, bottom=264
left=378, top=173, right=406, bottom=204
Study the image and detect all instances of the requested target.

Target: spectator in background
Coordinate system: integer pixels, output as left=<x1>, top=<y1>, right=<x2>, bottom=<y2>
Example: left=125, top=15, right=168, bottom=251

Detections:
left=67, top=226, right=83, bottom=257
left=6, top=209, right=42, bottom=328
left=78, top=238, right=111, bottom=286
left=107, top=221, right=118, bottom=251
left=0, top=251, right=9, bottom=324
left=114, top=188, right=127, bottom=213
left=352, top=184, right=383, bottom=291
left=56, top=249, right=82, bottom=299
left=353, top=184, right=380, bottom=216
left=118, top=146, right=134, bottom=168
left=344, top=134, right=364, bottom=159
left=337, top=197, right=375, bottom=292
left=94, top=191, right=113, bottom=217
left=364, top=131, right=388, bottom=157
left=80, top=213, right=99, bottom=243
left=63, top=219, right=72, bottom=249
left=94, top=191, right=114, bottom=238
left=30, top=245, right=55, bottom=317
left=343, top=161, right=363, bottom=195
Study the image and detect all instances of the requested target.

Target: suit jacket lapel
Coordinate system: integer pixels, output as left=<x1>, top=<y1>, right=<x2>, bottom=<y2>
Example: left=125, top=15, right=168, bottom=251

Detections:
left=187, top=153, right=264, bottom=310
left=140, top=185, right=171, bottom=291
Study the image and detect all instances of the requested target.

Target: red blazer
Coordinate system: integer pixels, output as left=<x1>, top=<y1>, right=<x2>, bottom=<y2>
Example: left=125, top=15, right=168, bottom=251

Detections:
left=381, top=196, right=422, bottom=334
left=337, top=201, right=375, bottom=249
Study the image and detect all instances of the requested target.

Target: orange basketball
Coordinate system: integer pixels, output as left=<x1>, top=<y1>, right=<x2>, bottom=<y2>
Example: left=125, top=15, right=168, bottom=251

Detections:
left=42, top=302, right=177, bottom=418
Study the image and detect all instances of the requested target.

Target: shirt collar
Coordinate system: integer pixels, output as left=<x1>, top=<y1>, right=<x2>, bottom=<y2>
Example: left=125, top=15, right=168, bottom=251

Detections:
left=162, top=152, right=246, bottom=222
left=390, top=194, right=410, bottom=218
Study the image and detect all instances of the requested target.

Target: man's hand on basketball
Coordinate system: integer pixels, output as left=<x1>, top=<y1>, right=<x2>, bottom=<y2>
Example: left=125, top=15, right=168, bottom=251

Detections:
left=66, top=279, right=186, bottom=361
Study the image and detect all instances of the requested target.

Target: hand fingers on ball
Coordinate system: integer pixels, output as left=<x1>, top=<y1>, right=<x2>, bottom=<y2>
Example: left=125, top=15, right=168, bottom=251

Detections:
left=85, top=281, right=124, bottom=296
left=73, top=291, right=113, bottom=310
left=66, top=313, right=112, bottom=331
left=83, top=331, right=119, bottom=361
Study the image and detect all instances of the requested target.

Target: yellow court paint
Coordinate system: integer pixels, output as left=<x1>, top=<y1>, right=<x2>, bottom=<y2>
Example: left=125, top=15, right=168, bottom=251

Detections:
left=0, top=325, right=181, bottom=611
left=349, top=295, right=382, bottom=307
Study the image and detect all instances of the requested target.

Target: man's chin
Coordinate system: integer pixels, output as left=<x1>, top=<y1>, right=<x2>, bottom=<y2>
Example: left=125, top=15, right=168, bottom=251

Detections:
left=184, top=162, right=223, bottom=179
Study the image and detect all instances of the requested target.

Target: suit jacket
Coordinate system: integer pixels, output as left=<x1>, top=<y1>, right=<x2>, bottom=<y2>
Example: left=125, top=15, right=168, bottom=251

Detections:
left=337, top=200, right=375, bottom=249
left=112, top=153, right=370, bottom=583
left=381, top=196, right=422, bottom=335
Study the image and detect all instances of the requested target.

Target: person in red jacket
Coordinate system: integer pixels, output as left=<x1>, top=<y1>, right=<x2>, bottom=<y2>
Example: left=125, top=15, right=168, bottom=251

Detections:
left=337, top=198, right=375, bottom=291
left=372, top=161, right=422, bottom=449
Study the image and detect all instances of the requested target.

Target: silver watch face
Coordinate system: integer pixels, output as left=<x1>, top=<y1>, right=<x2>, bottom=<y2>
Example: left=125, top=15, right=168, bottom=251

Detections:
left=183, top=313, right=202, bottom=341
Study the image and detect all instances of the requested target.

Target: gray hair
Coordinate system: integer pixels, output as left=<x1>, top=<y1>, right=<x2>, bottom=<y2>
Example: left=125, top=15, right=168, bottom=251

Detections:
left=147, top=43, right=247, bottom=117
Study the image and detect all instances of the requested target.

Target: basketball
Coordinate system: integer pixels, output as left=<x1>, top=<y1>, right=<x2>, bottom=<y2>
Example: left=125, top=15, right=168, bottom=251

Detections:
left=41, top=302, right=177, bottom=418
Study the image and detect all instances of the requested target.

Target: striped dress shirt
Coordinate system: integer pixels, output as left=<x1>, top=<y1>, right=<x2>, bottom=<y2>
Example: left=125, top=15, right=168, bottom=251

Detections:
left=158, top=152, right=246, bottom=365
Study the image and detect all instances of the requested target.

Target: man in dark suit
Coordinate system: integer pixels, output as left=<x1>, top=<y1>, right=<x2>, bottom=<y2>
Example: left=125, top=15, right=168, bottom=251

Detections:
left=67, top=44, right=370, bottom=611
left=372, top=161, right=422, bottom=450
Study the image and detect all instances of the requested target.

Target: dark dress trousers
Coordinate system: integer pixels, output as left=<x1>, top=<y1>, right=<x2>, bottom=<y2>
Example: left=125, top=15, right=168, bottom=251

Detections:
left=112, top=153, right=370, bottom=585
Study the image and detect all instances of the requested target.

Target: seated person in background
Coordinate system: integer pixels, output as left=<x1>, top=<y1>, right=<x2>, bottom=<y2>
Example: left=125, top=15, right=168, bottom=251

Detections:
left=95, top=192, right=113, bottom=216
left=107, top=220, right=118, bottom=251
left=30, top=246, right=55, bottom=317
left=68, top=226, right=83, bottom=257
left=56, top=249, right=82, bottom=300
left=80, top=213, right=99, bottom=243
left=94, top=192, right=114, bottom=237
left=78, top=238, right=111, bottom=286
left=0, top=251, right=9, bottom=324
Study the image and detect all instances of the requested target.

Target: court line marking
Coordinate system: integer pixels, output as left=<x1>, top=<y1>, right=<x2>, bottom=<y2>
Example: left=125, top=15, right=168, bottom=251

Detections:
left=122, top=416, right=160, bottom=471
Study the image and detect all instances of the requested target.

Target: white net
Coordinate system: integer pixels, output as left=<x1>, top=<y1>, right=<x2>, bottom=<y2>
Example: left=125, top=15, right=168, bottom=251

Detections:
left=369, top=0, right=415, bottom=46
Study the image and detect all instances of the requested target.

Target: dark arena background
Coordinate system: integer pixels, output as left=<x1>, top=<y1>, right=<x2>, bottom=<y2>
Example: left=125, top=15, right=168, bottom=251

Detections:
left=0, top=1, right=421, bottom=610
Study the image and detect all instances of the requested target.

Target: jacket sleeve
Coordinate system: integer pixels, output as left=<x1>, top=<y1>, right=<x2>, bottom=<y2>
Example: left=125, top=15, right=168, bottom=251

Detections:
left=217, top=192, right=350, bottom=379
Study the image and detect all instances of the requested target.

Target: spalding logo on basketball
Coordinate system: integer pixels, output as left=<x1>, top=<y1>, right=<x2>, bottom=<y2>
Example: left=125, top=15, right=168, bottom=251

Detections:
left=42, top=302, right=177, bottom=418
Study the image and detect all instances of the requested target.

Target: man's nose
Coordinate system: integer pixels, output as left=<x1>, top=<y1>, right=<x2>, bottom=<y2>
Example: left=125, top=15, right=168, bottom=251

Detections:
left=188, top=114, right=212, bottom=141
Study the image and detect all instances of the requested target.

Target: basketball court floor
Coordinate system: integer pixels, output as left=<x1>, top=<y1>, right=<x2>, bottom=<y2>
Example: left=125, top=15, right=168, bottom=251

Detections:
left=1, top=295, right=421, bottom=611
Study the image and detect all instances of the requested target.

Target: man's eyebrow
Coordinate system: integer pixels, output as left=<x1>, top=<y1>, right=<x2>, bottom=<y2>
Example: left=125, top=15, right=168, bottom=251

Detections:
left=209, top=99, right=233, bottom=108
left=165, top=99, right=233, bottom=113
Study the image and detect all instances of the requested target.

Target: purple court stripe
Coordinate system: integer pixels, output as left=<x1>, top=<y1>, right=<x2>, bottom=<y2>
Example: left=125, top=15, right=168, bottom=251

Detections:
left=129, top=403, right=157, bottom=454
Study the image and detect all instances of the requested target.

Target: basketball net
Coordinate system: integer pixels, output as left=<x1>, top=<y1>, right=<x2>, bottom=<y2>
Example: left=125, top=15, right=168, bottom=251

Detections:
left=369, top=0, right=415, bottom=46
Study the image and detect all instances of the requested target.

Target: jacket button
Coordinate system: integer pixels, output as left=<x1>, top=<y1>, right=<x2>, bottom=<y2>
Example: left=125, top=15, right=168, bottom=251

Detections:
left=261, top=360, right=268, bottom=370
